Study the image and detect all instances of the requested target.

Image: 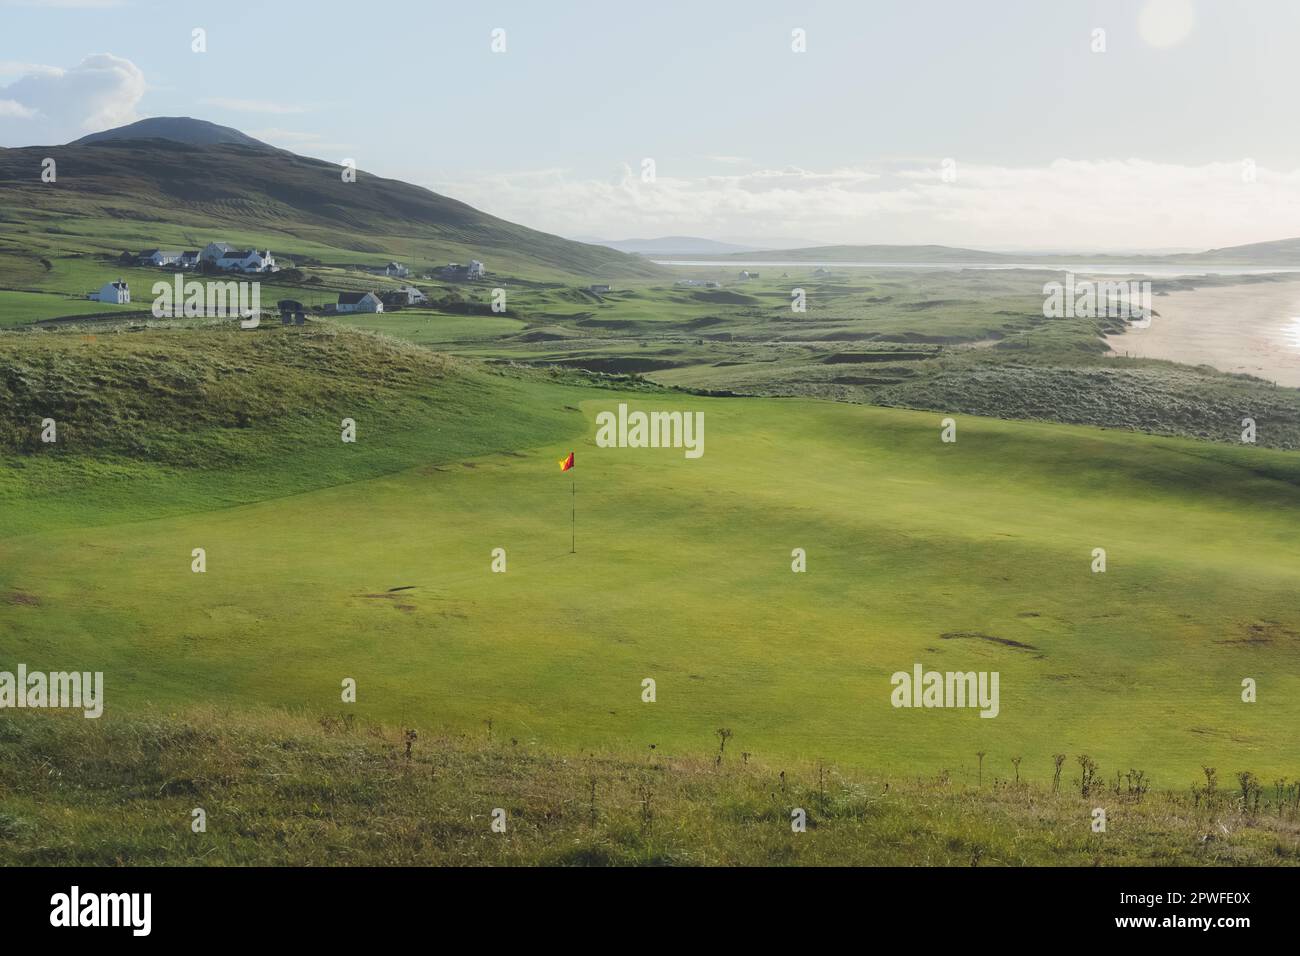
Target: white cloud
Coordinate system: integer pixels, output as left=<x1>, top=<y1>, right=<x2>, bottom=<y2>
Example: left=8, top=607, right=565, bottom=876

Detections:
left=0, top=99, right=36, bottom=118
left=0, top=53, right=145, bottom=144
left=200, top=98, right=307, bottom=115
left=1138, top=0, right=1198, bottom=49
left=430, top=158, right=1300, bottom=252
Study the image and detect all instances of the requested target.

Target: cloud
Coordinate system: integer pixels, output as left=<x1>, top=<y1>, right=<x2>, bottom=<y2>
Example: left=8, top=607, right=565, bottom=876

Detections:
left=431, top=158, right=1300, bottom=252
left=0, top=53, right=145, bottom=145
left=200, top=98, right=308, bottom=115
left=0, top=99, right=37, bottom=118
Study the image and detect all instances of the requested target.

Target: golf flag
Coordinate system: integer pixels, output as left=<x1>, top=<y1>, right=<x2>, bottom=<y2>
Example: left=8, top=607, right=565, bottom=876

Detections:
left=559, top=451, right=575, bottom=471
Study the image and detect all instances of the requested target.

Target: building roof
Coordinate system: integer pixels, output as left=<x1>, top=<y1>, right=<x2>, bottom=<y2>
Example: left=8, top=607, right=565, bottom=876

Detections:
left=338, top=292, right=375, bottom=304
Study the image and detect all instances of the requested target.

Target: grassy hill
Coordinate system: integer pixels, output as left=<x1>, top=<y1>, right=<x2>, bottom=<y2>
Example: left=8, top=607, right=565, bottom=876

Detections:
left=0, top=122, right=662, bottom=283
left=1, top=323, right=1297, bottom=797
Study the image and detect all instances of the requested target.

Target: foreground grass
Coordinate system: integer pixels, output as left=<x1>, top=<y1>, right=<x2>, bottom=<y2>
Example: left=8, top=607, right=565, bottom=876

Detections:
left=0, top=709, right=1296, bottom=866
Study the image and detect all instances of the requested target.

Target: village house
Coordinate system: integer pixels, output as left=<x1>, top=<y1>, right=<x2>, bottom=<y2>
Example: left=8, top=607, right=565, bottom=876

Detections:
left=200, top=242, right=234, bottom=263
left=216, top=249, right=277, bottom=273
left=136, top=249, right=183, bottom=267
left=380, top=261, right=410, bottom=278
left=433, top=259, right=486, bottom=281
left=180, top=251, right=202, bottom=269
left=89, top=279, right=130, bottom=304
left=380, top=286, right=427, bottom=308
left=336, top=291, right=384, bottom=314
left=739, top=270, right=760, bottom=280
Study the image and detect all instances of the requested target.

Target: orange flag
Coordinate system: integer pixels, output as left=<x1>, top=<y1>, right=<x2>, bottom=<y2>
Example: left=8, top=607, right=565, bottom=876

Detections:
left=559, top=451, right=575, bottom=471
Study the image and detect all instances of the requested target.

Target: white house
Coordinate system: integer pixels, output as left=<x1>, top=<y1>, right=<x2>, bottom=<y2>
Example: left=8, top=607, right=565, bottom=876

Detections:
left=137, top=249, right=183, bottom=267
left=180, top=251, right=201, bottom=269
left=90, top=279, right=130, bottom=304
left=466, top=260, right=485, bottom=279
left=200, top=242, right=235, bottom=263
left=336, top=291, right=384, bottom=314
left=396, top=285, right=426, bottom=305
left=217, top=249, right=276, bottom=273
left=382, top=261, right=410, bottom=278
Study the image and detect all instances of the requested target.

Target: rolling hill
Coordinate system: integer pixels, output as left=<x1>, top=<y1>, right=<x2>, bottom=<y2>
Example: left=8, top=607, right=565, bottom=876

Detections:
left=669, top=238, right=1300, bottom=269
left=0, top=118, right=663, bottom=282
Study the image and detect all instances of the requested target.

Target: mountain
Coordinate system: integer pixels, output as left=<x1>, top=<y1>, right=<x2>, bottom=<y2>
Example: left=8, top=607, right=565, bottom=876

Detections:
left=670, top=239, right=1300, bottom=269
left=680, top=243, right=1017, bottom=264
left=1167, top=237, right=1300, bottom=266
left=0, top=118, right=662, bottom=281
left=584, top=236, right=762, bottom=256
left=70, top=117, right=270, bottom=149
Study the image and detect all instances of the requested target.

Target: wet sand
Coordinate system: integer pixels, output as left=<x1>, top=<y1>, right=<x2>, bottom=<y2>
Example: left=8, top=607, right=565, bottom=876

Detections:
left=1105, top=280, right=1300, bottom=386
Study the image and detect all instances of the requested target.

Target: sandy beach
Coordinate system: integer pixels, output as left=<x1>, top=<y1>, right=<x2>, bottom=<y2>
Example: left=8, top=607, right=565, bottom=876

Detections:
left=1105, top=279, right=1300, bottom=386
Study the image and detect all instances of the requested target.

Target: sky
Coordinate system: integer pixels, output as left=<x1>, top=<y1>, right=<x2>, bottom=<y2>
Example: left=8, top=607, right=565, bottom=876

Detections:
left=1, top=0, right=1298, bottom=252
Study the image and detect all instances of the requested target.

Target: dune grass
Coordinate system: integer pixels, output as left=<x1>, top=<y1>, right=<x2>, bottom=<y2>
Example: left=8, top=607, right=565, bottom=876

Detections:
left=0, top=708, right=1295, bottom=866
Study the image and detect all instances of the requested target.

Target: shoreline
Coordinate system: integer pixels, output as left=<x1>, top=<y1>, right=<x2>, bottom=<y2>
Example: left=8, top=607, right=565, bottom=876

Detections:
left=1105, top=279, right=1300, bottom=386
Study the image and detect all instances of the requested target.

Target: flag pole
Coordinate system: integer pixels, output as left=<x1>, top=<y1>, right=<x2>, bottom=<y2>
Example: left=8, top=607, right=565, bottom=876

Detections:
left=570, top=471, right=575, bottom=554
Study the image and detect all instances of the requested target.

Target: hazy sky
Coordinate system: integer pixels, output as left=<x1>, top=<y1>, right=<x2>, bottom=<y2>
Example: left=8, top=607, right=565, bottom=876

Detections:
left=2, top=0, right=1299, bottom=251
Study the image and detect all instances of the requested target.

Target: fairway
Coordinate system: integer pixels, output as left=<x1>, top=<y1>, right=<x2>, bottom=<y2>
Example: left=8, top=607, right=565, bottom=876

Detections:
left=3, top=387, right=1297, bottom=787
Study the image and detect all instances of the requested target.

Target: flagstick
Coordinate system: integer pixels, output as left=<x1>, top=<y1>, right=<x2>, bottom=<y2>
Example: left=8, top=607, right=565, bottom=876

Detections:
left=570, top=472, right=576, bottom=554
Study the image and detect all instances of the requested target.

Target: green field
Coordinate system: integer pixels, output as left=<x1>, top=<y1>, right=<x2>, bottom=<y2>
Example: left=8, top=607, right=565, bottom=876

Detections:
left=2, top=325, right=1297, bottom=792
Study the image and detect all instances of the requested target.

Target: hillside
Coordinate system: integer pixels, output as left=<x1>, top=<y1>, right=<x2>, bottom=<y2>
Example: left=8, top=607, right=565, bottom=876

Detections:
left=0, top=119, right=662, bottom=282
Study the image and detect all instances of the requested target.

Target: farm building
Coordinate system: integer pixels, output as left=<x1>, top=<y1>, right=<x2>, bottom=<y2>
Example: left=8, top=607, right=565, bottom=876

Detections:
left=380, top=286, right=427, bottom=308
left=200, top=242, right=235, bottom=263
left=216, top=249, right=276, bottom=273
left=381, top=262, right=410, bottom=278
left=90, top=279, right=130, bottom=304
left=434, top=260, right=486, bottom=281
left=336, top=291, right=384, bottom=314
left=277, top=300, right=307, bottom=325
left=136, top=249, right=183, bottom=267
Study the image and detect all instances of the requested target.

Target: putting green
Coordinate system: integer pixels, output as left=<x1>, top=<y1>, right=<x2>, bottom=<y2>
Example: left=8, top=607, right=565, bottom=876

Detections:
left=2, top=392, right=1297, bottom=786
